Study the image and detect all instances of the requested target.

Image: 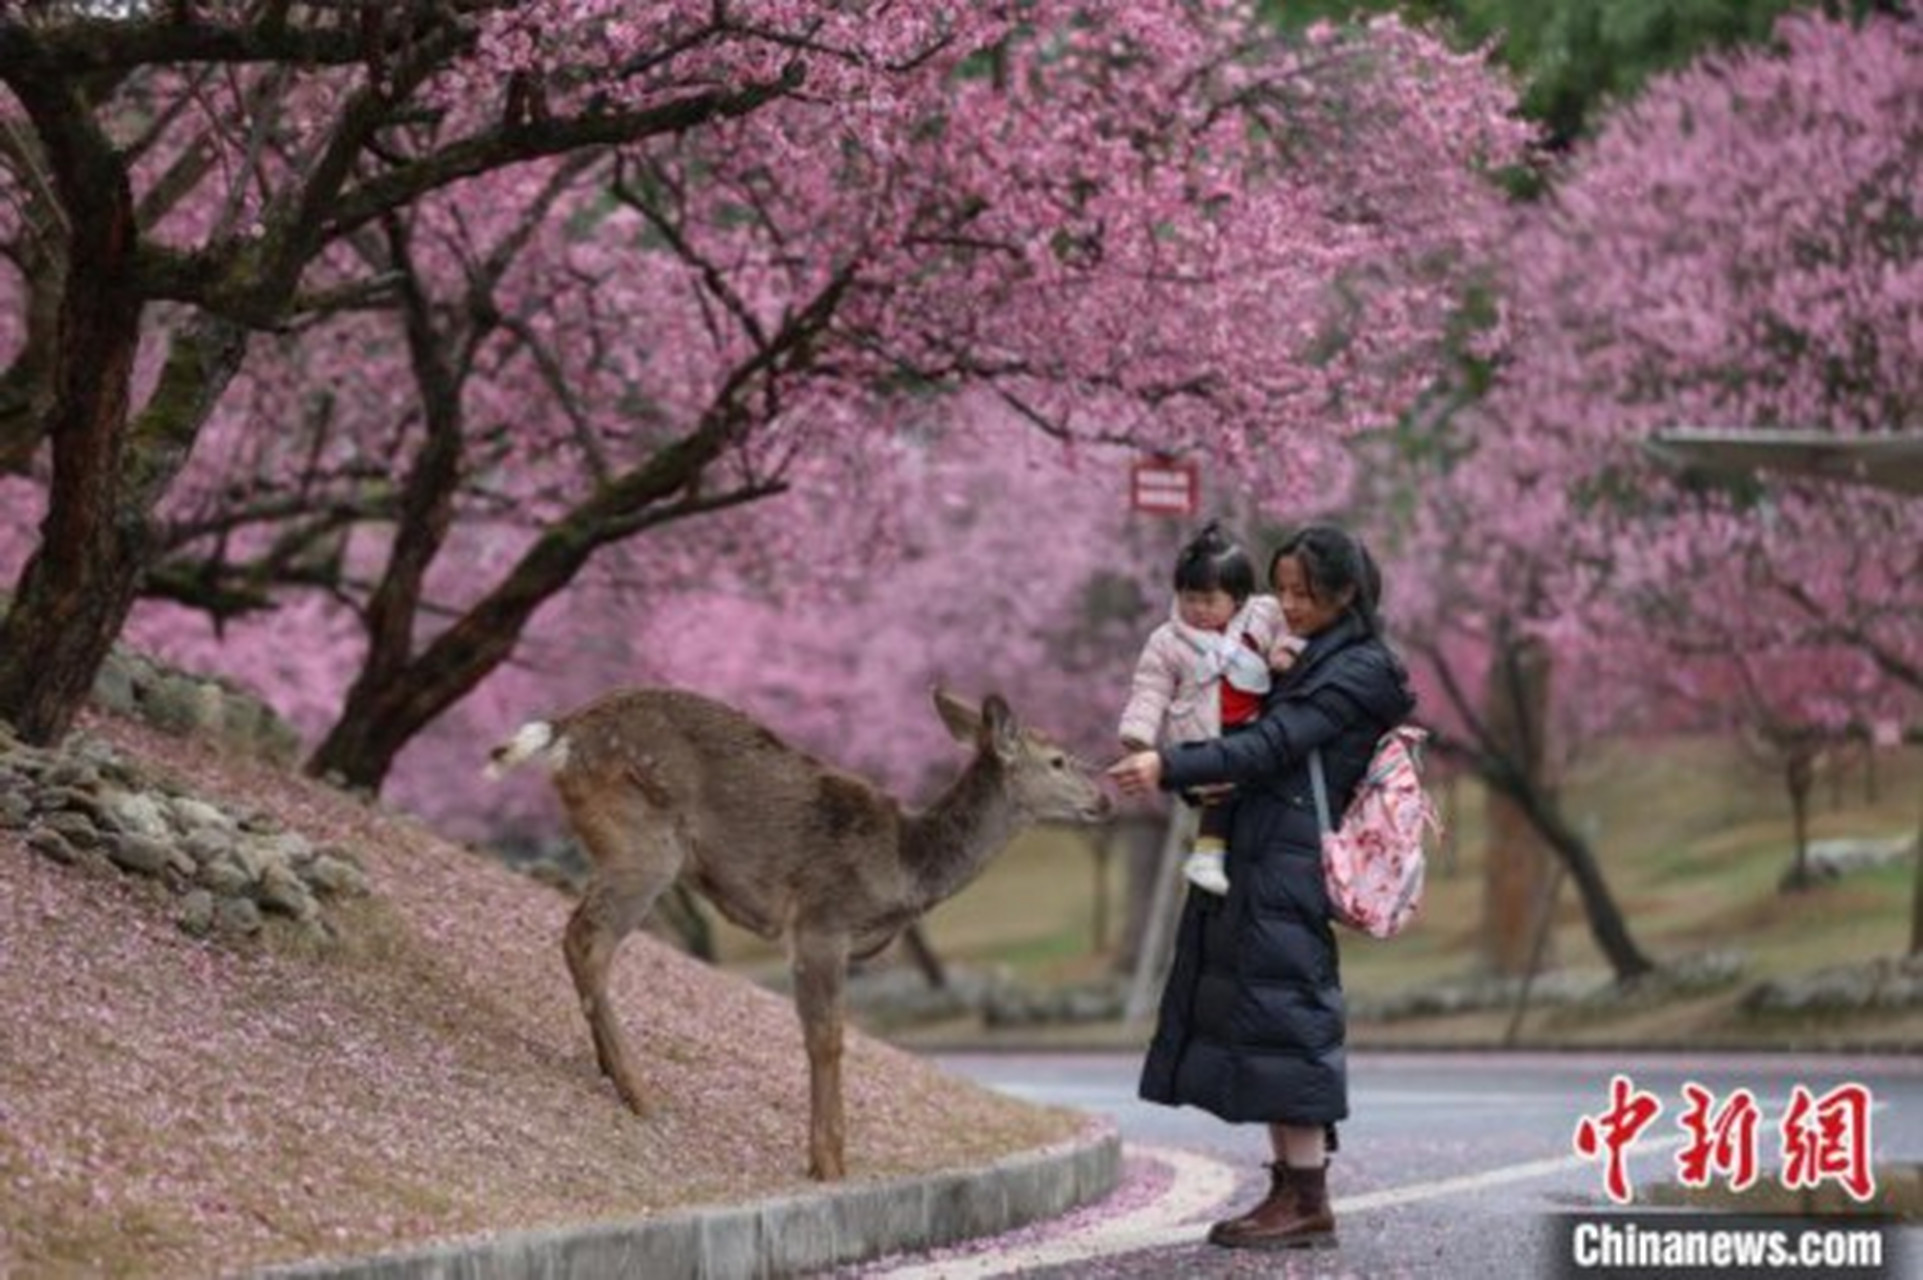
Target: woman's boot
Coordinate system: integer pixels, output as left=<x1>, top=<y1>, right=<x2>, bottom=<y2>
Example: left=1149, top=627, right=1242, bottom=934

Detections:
left=1209, top=1161, right=1336, bottom=1251
left=1205, top=1162, right=1290, bottom=1245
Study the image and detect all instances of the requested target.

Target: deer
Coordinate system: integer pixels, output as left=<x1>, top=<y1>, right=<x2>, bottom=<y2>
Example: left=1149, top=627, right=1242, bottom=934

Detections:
left=484, top=685, right=1111, bottom=1180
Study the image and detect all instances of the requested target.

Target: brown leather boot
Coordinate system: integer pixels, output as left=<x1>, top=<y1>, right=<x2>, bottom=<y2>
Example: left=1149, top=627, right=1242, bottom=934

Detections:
left=1205, top=1162, right=1290, bottom=1246
left=1209, top=1161, right=1336, bottom=1251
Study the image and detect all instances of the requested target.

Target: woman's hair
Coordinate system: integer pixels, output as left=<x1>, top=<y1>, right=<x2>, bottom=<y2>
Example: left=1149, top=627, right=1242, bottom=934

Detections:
left=1173, top=520, right=1256, bottom=603
left=1268, top=523, right=1385, bottom=634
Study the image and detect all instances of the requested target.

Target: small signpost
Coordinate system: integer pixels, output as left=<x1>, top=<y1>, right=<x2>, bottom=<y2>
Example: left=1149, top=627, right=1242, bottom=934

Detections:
left=1130, top=456, right=1199, bottom=516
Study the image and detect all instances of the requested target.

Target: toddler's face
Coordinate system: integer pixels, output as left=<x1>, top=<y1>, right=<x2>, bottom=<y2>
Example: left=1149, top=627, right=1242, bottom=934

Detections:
left=1176, top=588, right=1238, bottom=631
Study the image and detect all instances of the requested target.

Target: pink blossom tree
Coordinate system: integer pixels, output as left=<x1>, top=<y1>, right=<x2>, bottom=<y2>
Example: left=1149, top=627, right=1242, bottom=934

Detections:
left=0, top=3, right=1100, bottom=745
left=1486, top=10, right=1921, bottom=691
left=1369, top=10, right=1920, bottom=977
left=1, top=6, right=1528, bottom=789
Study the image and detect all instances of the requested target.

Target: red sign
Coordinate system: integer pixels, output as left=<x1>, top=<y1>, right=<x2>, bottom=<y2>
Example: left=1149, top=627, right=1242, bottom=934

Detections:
left=1130, top=457, right=1199, bottom=516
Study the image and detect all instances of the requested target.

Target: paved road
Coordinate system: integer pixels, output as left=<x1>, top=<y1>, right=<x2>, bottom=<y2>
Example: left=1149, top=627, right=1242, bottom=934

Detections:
left=859, top=1051, right=1923, bottom=1278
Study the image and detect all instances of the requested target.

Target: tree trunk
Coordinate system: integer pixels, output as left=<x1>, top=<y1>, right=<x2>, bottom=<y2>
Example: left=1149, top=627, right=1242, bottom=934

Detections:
left=1481, top=633, right=1559, bottom=976
left=304, top=499, right=627, bottom=789
left=304, top=235, right=468, bottom=787
left=899, top=923, right=949, bottom=989
left=1781, top=749, right=1817, bottom=891
left=1495, top=770, right=1657, bottom=981
left=1420, top=634, right=1656, bottom=985
left=306, top=391, right=782, bottom=789
left=0, top=72, right=249, bottom=744
left=1106, top=809, right=1167, bottom=976
left=0, top=313, right=250, bottom=743
left=0, top=86, right=143, bottom=743
left=1910, top=829, right=1922, bottom=958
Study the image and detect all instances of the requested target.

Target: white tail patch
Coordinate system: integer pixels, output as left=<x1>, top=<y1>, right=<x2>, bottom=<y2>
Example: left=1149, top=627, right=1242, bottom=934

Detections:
left=484, top=720, right=567, bottom=779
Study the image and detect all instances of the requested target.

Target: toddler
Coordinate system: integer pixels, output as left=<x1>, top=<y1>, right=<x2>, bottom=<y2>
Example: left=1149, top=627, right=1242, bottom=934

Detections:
left=1118, top=521, right=1295, bottom=895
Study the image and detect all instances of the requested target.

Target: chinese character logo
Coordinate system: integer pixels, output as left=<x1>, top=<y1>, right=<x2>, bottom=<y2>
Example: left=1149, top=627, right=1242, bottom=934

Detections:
left=1574, top=1074, right=1664, bottom=1204
left=1781, top=1083, right=1876, bottom=1202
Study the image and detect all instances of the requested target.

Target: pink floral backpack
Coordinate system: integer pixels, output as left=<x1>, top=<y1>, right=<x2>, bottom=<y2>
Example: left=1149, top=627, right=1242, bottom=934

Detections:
left=1308, top=726, right=1440, bottom=939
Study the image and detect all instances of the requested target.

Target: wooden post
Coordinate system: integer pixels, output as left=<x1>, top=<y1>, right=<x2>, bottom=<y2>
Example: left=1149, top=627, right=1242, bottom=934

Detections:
left=1125, top=805, right=1195, bottom=1025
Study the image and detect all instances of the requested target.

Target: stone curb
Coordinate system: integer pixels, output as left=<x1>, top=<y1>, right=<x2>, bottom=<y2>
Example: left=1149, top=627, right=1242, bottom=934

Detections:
left=253, top=1124, right=1120, bottom=1280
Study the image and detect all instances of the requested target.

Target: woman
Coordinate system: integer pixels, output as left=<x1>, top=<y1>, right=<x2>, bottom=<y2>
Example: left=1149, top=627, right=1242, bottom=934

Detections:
left=1108, top=523, right=1416, bottom=1252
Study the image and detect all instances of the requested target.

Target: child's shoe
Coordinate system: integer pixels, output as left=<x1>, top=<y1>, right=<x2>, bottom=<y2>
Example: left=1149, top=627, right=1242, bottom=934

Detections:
left=1183, top=841, right=1230, bottom=895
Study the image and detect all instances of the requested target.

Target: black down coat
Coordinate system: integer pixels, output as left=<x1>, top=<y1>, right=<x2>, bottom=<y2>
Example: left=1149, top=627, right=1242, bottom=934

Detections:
left=1139, top=613, right=1416, bottom=1126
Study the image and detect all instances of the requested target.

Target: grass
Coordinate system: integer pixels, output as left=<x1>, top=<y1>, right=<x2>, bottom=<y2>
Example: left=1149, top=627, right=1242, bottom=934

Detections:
left=714, top=734, right=1923, bottom=1051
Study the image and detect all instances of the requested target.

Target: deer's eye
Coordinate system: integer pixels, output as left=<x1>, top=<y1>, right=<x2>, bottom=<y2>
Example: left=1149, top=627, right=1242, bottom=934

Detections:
left=1049, top=754, right=1068, bottom=769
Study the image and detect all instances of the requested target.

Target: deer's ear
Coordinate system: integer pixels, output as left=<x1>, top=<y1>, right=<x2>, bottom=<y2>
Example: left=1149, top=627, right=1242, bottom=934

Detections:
left=932, top=687, right=981, bottom=744
left=980, top=693, right=1020, bottom=761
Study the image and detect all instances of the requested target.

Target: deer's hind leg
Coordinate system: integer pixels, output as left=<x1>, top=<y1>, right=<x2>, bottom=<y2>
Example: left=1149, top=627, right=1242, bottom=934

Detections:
left=561, top=803, right=684, bottom=1116
left=791, top=927, right=852, bottom=1180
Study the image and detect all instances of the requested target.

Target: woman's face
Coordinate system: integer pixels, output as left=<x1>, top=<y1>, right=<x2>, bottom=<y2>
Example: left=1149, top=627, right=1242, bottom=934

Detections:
left=1272, top=555, right=1353, bottom=638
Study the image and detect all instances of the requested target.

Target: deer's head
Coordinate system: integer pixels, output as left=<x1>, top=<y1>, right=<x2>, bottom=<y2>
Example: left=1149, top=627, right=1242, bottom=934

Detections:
left=933, top=688, right=1111, bottom=824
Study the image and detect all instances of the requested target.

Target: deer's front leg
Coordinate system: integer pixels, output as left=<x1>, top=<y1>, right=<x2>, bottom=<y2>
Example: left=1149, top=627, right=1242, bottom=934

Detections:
left=792, top=930, right=851, bottom=1180
left=564, top=867, right=669, bottom=1116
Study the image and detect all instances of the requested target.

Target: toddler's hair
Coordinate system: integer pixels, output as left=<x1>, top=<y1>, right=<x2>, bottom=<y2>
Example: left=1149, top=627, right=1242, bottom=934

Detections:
left=1173, top=520, right=1256, bottom=603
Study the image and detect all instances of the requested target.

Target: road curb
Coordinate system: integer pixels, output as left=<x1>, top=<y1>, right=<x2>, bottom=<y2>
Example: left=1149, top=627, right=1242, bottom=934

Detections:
left=254, top=1123, right=1121, bottom=1280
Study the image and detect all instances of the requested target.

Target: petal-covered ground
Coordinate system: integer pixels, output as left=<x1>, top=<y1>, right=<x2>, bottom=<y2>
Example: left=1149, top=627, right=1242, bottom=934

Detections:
left=0, top=712, right=1087, bottom=1279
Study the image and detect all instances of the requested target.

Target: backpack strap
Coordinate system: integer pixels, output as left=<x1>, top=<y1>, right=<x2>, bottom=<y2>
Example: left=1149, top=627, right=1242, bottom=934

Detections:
left=1308, top=748, right=1333, bottom=835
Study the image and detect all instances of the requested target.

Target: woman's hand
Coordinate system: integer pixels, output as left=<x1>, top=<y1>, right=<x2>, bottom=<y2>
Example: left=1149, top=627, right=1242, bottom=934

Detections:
left=1107, top=750, right=1164, bottom=797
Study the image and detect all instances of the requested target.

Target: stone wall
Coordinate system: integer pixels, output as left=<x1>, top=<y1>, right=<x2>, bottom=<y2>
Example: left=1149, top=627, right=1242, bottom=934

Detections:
left=89, top=645, right=305, bottom=768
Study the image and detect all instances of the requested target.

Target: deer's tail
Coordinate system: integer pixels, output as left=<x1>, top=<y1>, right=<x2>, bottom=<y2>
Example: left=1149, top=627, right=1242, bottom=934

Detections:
left=484, top=720, right=568, bottom=779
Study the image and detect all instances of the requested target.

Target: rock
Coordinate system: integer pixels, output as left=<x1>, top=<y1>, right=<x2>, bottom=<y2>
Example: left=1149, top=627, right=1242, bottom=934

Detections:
left=1744, top=955, right=1923, bottom=1015
left=42, top=759, right=101, bottom=791
left=142, top=675, right=223, bottom=737
left=238, top=809, right=284, bottom=837
left=983, top=978, right=1127, bottom=1028
left=257, top=862, right=319, bottom=920
left=70, top=737, right=141, bottom=789
left=171, top=797, right=236, bottom=834
left=304, top=854, right=371, bottom=899
left=177, top=890, right=216, bottom=938
left=0, top=790, right=30, bottom=829
left=215, top=896, right=264, bottom=937
left=181, top=829, right=238, bottom=868
left=38, top=810, right=102, bottom=850
left=4, top=747, right=53, bottom=782
left=106, top=834, right=173, bottom=878
left=25, top=827, right=78, bottom=866
left=228, top=838, right=273, bottom=882
left=40, top=786, right=106, bottom=817
left=90, top=656, right=138, bottom=718
left=268, top=831, right=315, bottom=868
left=97, top=790, right=174, bottom=841
left=195, top=857, right=253, bottom=898
left=1586, top=950, right=1748, bottom=1007
left=1807, top=834, right=1917, bottom=877
left=1351, top=968, right=1607, bottom=1022
left=219, top=694, right=304, bottom=767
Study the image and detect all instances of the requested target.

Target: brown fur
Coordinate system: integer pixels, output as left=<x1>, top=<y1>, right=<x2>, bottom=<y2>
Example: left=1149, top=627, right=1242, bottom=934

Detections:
left=491, top=686, right=1110, bottom=1180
